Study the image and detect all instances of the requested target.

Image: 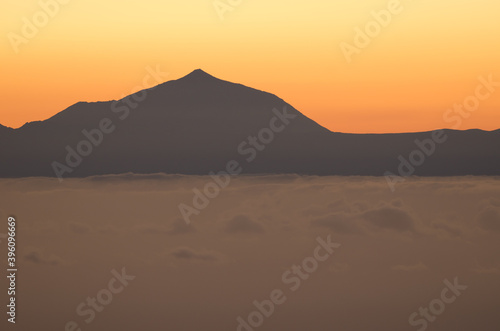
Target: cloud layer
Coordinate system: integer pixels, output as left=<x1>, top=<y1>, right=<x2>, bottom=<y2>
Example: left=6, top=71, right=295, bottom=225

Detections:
left=0, top=175, right=499, bottom=331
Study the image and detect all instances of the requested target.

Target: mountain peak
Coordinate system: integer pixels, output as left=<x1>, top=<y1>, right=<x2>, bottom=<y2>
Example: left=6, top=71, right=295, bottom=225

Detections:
left=172, top=69, right=226, bottom=88
left=183, top=69, right=215, bottom=80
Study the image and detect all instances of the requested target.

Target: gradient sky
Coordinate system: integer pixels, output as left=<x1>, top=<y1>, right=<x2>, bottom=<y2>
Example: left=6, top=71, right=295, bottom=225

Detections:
left=1, top=0, right=499, bottom=133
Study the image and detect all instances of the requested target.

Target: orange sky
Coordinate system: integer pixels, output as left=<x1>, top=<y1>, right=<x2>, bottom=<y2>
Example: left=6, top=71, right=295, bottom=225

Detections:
left=1, top=0, right=499, bottom=133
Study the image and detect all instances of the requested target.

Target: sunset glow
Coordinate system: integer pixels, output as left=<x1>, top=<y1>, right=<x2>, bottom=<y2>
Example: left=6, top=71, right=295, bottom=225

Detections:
left=1, top=0, right=499, bottom=133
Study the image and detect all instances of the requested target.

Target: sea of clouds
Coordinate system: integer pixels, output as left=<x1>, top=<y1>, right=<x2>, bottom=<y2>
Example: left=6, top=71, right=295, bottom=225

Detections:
left=0, top=175, right=499, bottom=331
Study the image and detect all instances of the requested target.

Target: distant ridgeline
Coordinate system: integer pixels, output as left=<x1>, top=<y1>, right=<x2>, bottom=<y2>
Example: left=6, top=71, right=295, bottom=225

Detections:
left=0, top=70, right=499, bottom=179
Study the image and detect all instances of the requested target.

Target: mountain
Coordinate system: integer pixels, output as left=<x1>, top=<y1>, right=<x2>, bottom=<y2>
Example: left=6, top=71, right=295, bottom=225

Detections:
left=1, top=69, right=499, bottom=179
left=0, top=124, right=12, bottom=134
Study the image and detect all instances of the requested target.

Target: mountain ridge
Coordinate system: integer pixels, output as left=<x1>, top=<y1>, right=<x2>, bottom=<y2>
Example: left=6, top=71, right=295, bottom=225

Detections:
left=2, top=69, right=499, bottom=134
left=0, top=69, right=499, bottom=178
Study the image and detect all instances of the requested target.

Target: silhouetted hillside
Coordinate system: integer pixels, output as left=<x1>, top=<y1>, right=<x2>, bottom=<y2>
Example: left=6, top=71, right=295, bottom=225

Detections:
left=0, top=69, right=499, bottom=178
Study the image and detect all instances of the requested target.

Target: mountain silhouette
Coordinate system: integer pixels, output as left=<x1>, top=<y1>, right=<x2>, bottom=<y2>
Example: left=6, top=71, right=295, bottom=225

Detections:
left=1, top=69, right=499, bottom=178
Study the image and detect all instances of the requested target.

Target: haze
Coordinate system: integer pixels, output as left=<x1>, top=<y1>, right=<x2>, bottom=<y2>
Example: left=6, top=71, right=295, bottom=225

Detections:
left=0, top=175, right=499, bottom=330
